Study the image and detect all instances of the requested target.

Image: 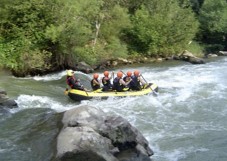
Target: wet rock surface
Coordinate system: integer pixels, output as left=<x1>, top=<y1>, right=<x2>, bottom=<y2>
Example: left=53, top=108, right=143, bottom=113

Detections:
left=0, top=89, right=17, bottom=109
left=56, top=105, right=153, bottom=161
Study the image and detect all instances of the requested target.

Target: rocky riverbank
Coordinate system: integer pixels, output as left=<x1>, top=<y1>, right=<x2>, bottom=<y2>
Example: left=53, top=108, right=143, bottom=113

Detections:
left=6, top=50, right=225, bottom=77
left=74, top=50, right=207, bottom=74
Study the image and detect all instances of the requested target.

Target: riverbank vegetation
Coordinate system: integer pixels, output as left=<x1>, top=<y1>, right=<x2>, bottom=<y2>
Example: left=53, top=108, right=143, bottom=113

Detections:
left=0, top=0, right=227, bottom=76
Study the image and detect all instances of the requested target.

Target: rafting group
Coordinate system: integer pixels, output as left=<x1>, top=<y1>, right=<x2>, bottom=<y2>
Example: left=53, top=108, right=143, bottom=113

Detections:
left=66, top=69, right=150, bottom=92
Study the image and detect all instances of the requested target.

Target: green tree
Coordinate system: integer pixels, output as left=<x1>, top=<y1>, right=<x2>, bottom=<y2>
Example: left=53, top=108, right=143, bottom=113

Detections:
left=70, top=1, right=131, bottom=65
left=127, top=0, right=198, bottom=56
left=190, top=0, right=204, bottom=14
left=0, top=0, right=131, bottom=76
left=44, top=0, right=101, bottom=67
left=178, top=0, right=205, bottom=14
left=0, top=0, right=54, bottom=76
left=95, top=4, right=130, bottom=60
left=198, top=0, right=227, bottom=52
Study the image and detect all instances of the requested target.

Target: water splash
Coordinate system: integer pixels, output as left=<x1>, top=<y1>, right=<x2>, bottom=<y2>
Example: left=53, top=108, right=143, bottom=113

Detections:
left=13, top=95, right=77, bottom=113
left=33, top=70, right=92, bottom=81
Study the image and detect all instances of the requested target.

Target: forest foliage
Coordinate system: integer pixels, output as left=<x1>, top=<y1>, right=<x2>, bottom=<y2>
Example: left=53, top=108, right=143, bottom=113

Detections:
left=0, top=0, right=227, bottom=76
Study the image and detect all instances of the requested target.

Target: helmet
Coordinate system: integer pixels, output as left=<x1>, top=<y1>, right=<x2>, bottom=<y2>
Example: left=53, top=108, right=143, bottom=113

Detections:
left=127, top=71, right=132, bottom=77
left=134, top=70, right=140, bottom=76
left=104, top=71, right=109, bottom=77
left=93, top=73, right=99, bottom=79
left=117, top=71, right=123, bottom=78
left=67, top=70, right=74, bottom=76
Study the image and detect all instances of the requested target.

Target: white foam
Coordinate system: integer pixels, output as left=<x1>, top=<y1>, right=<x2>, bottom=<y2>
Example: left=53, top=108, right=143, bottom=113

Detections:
left=33, top=71, right=66, bottom=81
left=14, top=70, right=93, bottom=82
left=13, top=94, right=77, bottom=113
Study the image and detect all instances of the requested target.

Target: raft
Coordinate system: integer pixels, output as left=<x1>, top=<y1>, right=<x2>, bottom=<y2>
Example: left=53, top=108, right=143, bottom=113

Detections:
left=66, top=83, right=158, bottom=101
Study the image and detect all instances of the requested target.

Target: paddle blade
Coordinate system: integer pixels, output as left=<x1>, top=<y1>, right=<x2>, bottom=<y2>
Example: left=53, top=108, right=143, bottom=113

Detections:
left=64, top=88, right=69, bottom=95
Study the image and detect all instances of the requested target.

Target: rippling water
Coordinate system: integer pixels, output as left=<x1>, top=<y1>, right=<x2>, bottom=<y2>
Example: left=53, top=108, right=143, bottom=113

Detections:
left=1, top=57, right=227, bottom=161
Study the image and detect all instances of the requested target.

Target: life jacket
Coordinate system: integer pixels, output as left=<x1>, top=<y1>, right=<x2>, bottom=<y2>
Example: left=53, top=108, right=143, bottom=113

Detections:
left=102, top=76, right=111, bottom=87
left=123, top=76, right=131, bottom=82
left=113, top=77, right=124, bottom=92
left=131, top=75, right=141, bottom=90
left=66, top=76, right=76, bottom=88
left=66, top=76, right=79, bottom=89
left=123, top=76, right=131, bottom=88
left=91, top=78, right=100, bottom=90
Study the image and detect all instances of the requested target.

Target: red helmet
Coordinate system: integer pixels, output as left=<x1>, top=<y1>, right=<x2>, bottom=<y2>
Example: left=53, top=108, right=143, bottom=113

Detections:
left=117, top=71, right=123, bottom=78
left=127, top=71, right=132, bottom=77
left=104, top=71, right=109, bottom=77
left=134, top=70, right=140, bottom=76
left=93, top=73, right=99, bottom=79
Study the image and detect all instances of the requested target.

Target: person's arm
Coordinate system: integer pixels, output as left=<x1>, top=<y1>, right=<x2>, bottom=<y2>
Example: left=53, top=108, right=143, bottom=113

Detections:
left=139, top=77, right=146, bottom=85
left=75, top=78, right=80, bottom=83
left=68, top=78, right=77, bottom=86
left=105, top=77, right=110, bottom=81
left=120, top=78, right=131, bottom=86
left=93, top=79, right=100, bottom=85
left=70, top=77, right=85, bottom=89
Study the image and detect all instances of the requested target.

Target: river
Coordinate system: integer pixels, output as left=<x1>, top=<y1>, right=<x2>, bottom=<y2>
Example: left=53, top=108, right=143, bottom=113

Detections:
left=0, top=57, right=227, bottom=161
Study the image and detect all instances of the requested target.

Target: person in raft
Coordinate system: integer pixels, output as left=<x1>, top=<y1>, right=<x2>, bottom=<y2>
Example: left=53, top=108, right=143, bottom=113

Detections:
left=123, top=71, right=133, bottom=88
left=66, top=69, right=85, bottom=91
left=113, top=71, right=132, bottom=92
left=130, top=70, right=146, bottom=91
left=90, top=73, right=101, bottom=91
left=101, top=71, right=113, bottom=91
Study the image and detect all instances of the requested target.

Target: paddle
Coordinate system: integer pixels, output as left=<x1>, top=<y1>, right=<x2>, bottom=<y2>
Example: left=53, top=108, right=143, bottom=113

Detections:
left=76, top=79, right=89, bottom=96
left=121, top=70, right=136, bottom=80
left=140, top=74, right=158, bottom=95
left=140, top=74, right=148, bottom=85
left=120, top=70, right=132, bottom=80
left=64, top=88, right=69, bottom=95
left=112, top=71, right=114, bottom=82
left=120, top=70, right=126, bottom=75
left=85, top=89, right=89, bottom=96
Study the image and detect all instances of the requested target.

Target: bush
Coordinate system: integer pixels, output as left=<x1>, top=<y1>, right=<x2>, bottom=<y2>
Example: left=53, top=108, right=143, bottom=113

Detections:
left=186, top=41, right=205, bottom=57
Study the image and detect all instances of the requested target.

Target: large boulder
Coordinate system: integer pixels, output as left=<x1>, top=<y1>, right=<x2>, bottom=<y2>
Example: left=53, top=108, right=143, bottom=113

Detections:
left=0, top=89, right=17, bottom=109
left=218, top=51, right=227, bottom=56
left=75, top=61, right=94, bottom=73
left=56, top=105, right=153, bottom=161
left=94, top=58, right=133, bottom=70
left=175, top=50, right=205, bottom=64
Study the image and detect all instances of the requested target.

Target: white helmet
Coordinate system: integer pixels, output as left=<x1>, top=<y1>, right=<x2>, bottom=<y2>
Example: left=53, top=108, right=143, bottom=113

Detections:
left=67, top=70, right=74, bottom=76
